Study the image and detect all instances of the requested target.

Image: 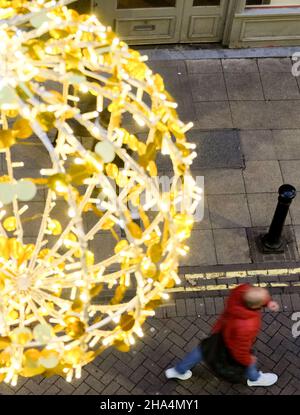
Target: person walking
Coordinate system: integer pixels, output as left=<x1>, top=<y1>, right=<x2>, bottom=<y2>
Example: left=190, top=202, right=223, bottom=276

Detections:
left=165, top=284, right=279, bottom=387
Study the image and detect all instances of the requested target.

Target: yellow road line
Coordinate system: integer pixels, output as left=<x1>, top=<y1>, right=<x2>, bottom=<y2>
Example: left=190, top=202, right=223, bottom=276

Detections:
left=184, top=267, right=300, bottom=281
left=167, top=281, right=299, bottom=294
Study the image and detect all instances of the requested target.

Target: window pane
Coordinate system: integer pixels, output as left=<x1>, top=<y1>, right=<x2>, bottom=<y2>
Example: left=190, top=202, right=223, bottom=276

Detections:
left=193, top=0, right=220, bottom=5
left=246, top=0, right=300, bottom=6
left=117, top=0, right=176, bottom=8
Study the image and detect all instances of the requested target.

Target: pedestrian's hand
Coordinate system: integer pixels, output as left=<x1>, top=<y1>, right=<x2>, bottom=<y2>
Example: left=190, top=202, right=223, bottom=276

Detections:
left=267, top=301, right=280, bottom=312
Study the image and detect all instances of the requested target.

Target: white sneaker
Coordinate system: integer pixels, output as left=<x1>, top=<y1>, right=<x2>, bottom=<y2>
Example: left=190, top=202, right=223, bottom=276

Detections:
left=247, top=371, right=278, bottom=387
left=165, top=367, right=192, bottom=381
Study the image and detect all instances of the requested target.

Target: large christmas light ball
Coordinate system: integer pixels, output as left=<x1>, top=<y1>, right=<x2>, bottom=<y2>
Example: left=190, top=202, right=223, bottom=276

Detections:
left=0, top=0, right=201, bottom=385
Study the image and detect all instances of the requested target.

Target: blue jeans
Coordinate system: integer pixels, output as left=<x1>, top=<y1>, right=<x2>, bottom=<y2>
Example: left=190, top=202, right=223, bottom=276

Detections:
left=175, top=346, right=203, bottom=374
left=175, top=346, right=260, bottom=381
left=246, top=363, right=260, bottom=381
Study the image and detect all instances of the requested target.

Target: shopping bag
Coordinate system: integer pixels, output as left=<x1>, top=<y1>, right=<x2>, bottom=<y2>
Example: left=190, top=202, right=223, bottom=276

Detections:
left=201, top=332, right=247, bottom=384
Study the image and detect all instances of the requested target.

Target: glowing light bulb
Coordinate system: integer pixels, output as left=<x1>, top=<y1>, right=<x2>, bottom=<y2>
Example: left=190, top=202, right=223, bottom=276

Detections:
left=68, top=208, right=76, bottom=218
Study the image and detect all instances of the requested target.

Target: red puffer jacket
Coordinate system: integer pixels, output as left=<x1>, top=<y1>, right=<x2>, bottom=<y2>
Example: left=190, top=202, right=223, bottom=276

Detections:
left=212, top=284, right=270, bottom=367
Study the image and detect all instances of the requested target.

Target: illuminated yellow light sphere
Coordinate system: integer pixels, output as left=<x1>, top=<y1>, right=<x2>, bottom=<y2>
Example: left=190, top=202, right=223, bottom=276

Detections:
left=0, top=0, right=201, bottom=385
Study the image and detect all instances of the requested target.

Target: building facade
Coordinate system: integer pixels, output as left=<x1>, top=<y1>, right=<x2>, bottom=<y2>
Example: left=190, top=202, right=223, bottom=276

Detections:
left=76, top=1, right=300, bottom=47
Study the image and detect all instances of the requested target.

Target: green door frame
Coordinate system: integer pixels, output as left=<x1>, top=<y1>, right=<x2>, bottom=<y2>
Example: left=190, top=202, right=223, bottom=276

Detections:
left=92, top=0, right=241, bottom=45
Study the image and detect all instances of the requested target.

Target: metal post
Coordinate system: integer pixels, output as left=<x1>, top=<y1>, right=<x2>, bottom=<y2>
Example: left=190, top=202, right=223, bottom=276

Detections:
left=261, top=184, right=296, bottom=253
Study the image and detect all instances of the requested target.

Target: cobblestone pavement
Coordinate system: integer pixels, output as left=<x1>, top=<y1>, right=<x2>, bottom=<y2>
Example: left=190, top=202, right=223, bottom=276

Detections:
left=0, top=292, right=299, bottom=395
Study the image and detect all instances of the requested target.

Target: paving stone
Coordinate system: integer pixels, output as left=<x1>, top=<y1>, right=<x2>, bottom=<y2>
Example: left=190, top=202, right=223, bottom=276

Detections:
left=247, top=193, right=291, bottom=227
left=85, top=389, right=99, bottom=395
left=273, top=129, right=300, bottom=160
left=183, top=324, right=200, bottom=342
left=116, top=375, right=137, bottom=392
left=297, top=75, right=300, bottom=91
left=258, top=58, right=293, bottom=73
left=165, top=304, right=177, bottom=318
left=222, top=58, right=259, bottom=73
left=181, top=229, right=217, bottom=266
left=54, top=378, right=75, bottom=394
left=71, top=383, right=91, bottom=395
left=290, top=293, right=300, bottom=310
left=277, top=312, right=294, bottom=328
left=280, top=160, right=300, bottom=190
left=285, top=351, right=300, bottom=366
left=289, top=196, right=300, bottom=226
left=115, top=387, right=131, bottom=395
left=268, top=333, right=284, bottom=350
left=195, top=299, right=206, bottom=316
left=213, top=228, right=251, bottom=265
left=202, top=168, right=245, bottom=195
left=264, top=319, right=281, bottom=337
left=281, top=295, right=293, bottom=312
left=142, top=359, right=164, bottom=376
left=168, top=333, right=186, bottom=347
left=193, top=197, right=211, bottom=230
left=186, top=299, right=196, bottom=316
left=247, top=226, right=298, bottom=264
left=84, top=375, right=105, bottom=392
left=243, top=161, right=283, bottom=193
left=189, top=73, right=227, bottom=102
left=98, top=354, right=118, bottom=372
left=188, top=129, right=243, bottom=169
left=277, top=371, right=293, bottom=390
left=11, top=138, right=52, bottom=169
left=273, top=358, right=289, bottom=376
left=195, top=102, right=233, bottom=129
left=255, top=339, right=273, bottom=357
left=261, top=72, right=300, bottom=100
left=170, top=343, right=187, bottom=359
left=287, top=363, right=300, bottom=379
left=129, top=365, right=149, bottom=384
left=214, top=297, right=225, bottom=314
left=225, top=72, right=264, bottom=100
left=175, top=299, right=186, bottom=317
left=240, top=129, right=276, bottom=161
left=43, top=385, right=60, bottom=395
left=204, top=297, right=215, bottom=315
left=147, top=60, right=195, bottom=122
left=89, top=233, right=118, bottom=264
left=15, top=387, right=31, bottom=395
left=231, top=100, right=300, bottom=129
left=269, top=344, right=287, bottom=364
left=268, top=100, right=300, bottom=129
left=186, top=59, right=223, bottom=74
left=208, top=194, right=251, bottom=229
left=102, top=382, right=120, bottom=395
left=280, top=384, right=297, bottom=395
left=230, top=101, right=272, bottom=129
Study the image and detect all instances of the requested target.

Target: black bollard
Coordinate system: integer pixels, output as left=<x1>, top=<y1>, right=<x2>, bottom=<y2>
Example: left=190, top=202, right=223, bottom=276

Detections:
left=261, top=184, right=296, bottom=253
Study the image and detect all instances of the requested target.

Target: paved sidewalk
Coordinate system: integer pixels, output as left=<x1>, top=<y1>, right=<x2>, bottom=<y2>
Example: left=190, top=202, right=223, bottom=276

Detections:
left=0, top=291, right=299, bottom=395
left=2, top=57, right=300, bottom=273
left=0, top=58, right=300, bottom=273
left=145, top=57, right=300, bottom=272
